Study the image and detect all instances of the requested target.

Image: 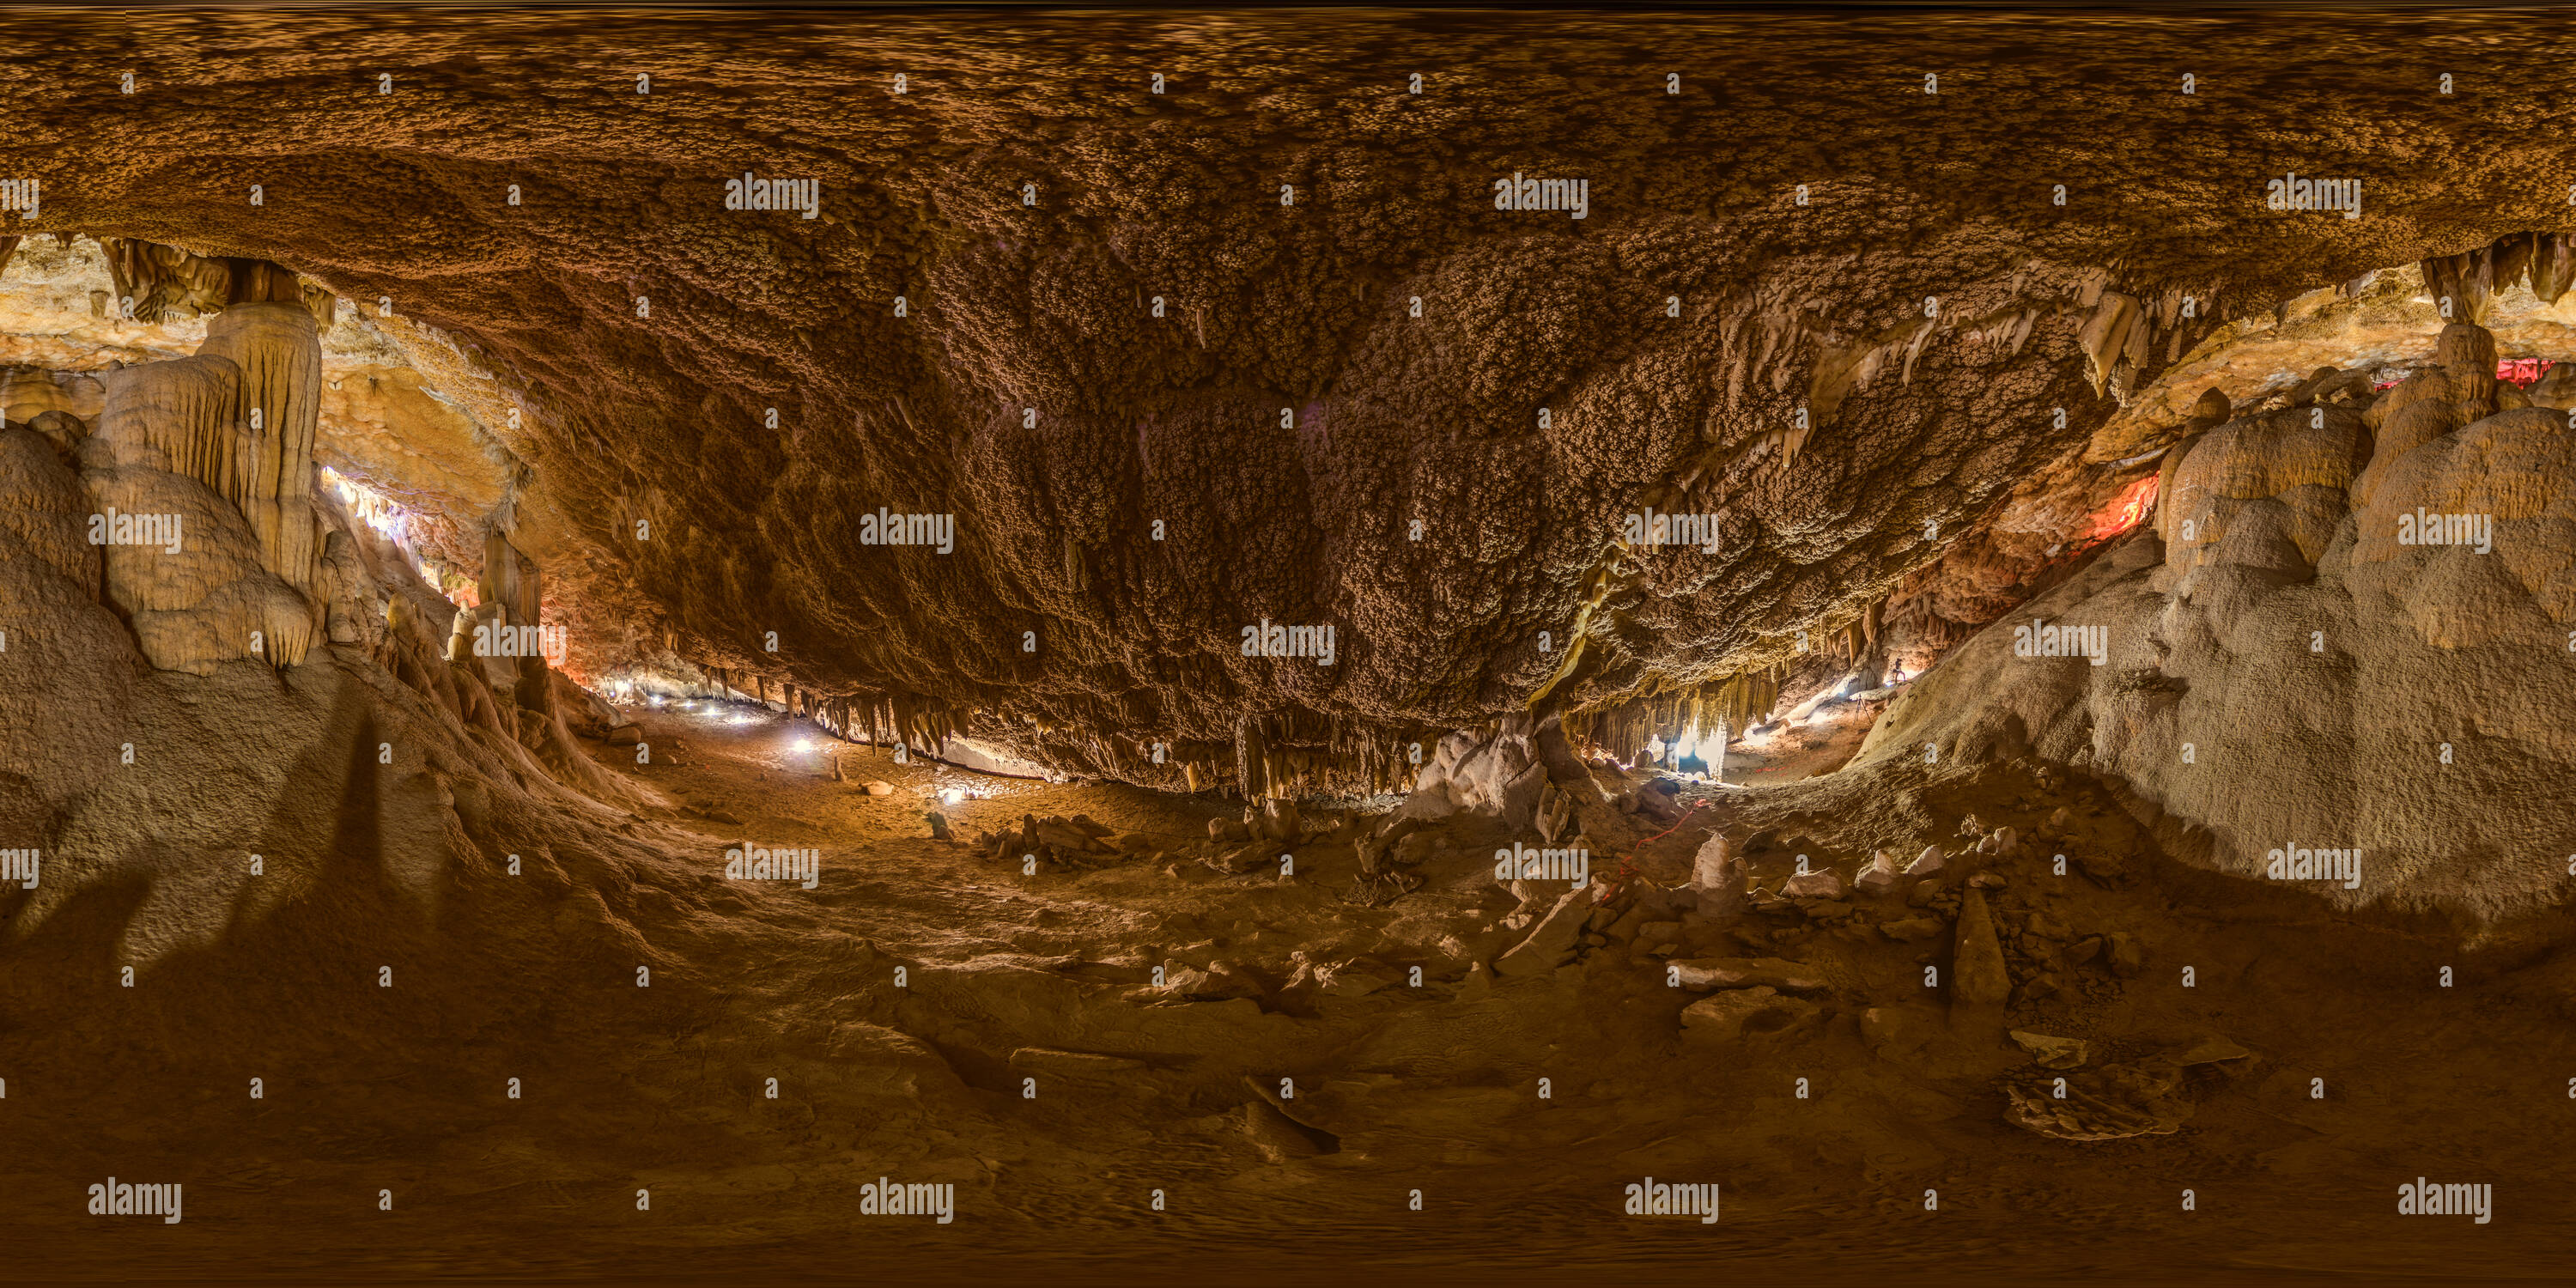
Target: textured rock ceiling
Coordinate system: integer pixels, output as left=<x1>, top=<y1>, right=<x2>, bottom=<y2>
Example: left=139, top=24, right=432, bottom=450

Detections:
left=4, top=9, right=2572, bottom=788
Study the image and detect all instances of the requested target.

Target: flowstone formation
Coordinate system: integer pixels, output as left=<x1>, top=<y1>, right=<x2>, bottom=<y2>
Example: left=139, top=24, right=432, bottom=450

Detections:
left=86, top=302, right=327, bottom=674
left=1863, top=317, right=2576, bottom=922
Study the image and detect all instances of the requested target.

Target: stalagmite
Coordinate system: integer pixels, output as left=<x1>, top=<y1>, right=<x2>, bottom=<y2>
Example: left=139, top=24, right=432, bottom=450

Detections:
left=1951, top=886, right=2011, bottom=1017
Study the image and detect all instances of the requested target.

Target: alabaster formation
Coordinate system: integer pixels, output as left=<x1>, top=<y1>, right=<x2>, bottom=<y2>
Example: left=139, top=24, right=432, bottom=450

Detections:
left=83, top=456, right=313, bottom=674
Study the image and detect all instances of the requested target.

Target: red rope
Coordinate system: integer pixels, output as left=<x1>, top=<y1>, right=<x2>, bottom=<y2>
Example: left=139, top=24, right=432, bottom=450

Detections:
left=1613, top=796, right=1710, bottom=884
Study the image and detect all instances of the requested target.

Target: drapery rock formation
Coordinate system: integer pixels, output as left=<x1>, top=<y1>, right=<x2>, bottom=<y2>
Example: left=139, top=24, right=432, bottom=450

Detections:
left=197, top=301, right=325, bottom=597
left=82, top=301, right=327, bottom=673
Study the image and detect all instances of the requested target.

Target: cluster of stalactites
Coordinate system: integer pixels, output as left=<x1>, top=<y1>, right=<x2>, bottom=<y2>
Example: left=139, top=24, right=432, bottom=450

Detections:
left=1883, top=568, right=1982, bottom=655
left=805, top=695, right=1439, bottom=800
left=96, top=301, right=327, bottom=597
left=201, top=304, right=325, bottom=598
left=1817, top=598, right=1882, bottom=669
left=2421, top=231, right=2576, bottom=325
left=99, top=237, right=337, bottom=328
left=1561, top=667, right=1784, bottom=765
left=761, top=683, right=963, bottom=762
left=1224, top=708, right=1437, bottom=800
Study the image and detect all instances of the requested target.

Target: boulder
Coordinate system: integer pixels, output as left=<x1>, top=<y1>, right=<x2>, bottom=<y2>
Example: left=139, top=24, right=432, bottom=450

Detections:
left=1534, top=780, right=1577, bottom=844
left=2107, top=931, right=2145, bottom=978
left=1495, top=884, right=1596, bottom=977
left=1496, top=759, right=1550, bottom=829
left=1257, top=797, right=1303, bottom=843
left=2004, top=1060, right=2190, bottom=1142
left=1780, top=869, right=1844, bottom=899
left=2009, top=1029, right=2089, bottom=1070
left=1880, top=915, right=1945, bottom=942
left=1032, top=820, right=1108, bottom=852
left=1201, top=841, right=1274, bottom=876
left=2074, top=848, right=2129, bottom=881
left=1668, top=957, right=1829, bottom=993
left=1904, top=845, right=1946, bottom=877
left=1853, top=849, right=1899, bottom=894
left=1533, top=713, right=1598, bottom=788
left=1633, top=782, right=1688, bottom=824
left=2172, top=1035, right=2251, bottom=1066
left=1391, top=785, right=1461, bottom=823
left=1685, top=832, right=1746, bottom=921
left=1634, top=920, right=1683, bottom=946
left=1680, top=987, right=1820, bottom=1044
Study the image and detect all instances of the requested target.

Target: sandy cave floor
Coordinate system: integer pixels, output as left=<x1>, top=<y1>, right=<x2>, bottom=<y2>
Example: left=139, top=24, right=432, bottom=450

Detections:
left=4, top=694, right=2574, bottom=1283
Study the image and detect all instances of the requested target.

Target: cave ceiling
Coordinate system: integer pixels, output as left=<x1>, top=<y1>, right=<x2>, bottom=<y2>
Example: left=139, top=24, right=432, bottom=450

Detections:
left=1, top=9, right=2566, bottom=787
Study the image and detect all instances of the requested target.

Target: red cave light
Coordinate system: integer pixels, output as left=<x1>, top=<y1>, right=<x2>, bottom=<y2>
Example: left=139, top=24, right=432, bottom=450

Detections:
left=2089, top=473, right=2160, bottom=540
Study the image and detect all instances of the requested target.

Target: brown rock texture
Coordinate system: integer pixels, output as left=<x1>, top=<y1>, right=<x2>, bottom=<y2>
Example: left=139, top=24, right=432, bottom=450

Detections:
left=10, top=11, right=2575, bottom=789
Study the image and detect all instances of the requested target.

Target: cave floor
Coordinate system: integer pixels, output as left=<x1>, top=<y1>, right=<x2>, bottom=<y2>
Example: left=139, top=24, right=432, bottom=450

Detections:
left=4, top=696, right=2571, bottom=1283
